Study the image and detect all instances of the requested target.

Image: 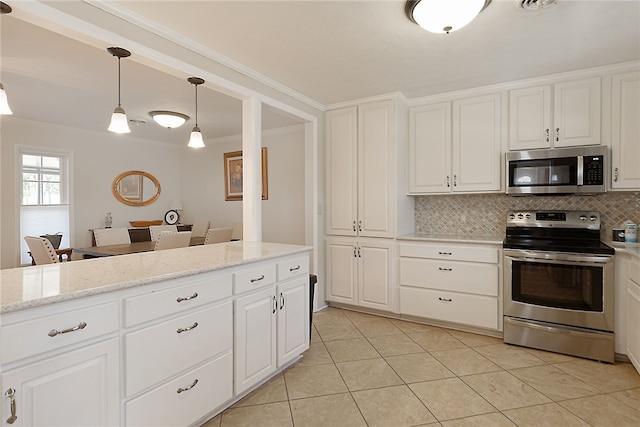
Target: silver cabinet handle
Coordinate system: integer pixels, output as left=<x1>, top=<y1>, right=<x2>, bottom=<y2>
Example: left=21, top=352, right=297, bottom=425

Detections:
left=48, top=321, right=87, bottom=337
left=438, top=297, right=453, bottom=302
left=176, top=292, right=198, bottom=303
left=555, top=128, right=560, bottom=142
left=176, top=322, right=198, bottom=334
left=438, top=267, right=453, bottom=271
left=250, top=275, right=265, bottom=283
left=280, top=292, right=285, bottom=310
left=176, top=379, right=198, bottom=394
left=5, top=388, right=17, bottom=424
left=357, top=246, right=361, bottom=258
left=453, top=174, right=457, bottom=187
left=272, top=295, right=277, bottom=314
left=614, top=167, right=619, bottom=182
left=438, top=251, right=452, bottom=256
left=545, top=128, right=550, bottom=142
left=289, top=265, right=301, bottom=272
left=353, top=220, right=357, bottom=232
left=358, top=220, right=362, bottom=232
left=446, top=175, right=450, bottom=187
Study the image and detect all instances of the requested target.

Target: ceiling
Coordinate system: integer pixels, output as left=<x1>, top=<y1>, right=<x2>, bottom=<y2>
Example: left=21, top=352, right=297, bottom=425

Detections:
left=2, top=0, right=639, bottom=144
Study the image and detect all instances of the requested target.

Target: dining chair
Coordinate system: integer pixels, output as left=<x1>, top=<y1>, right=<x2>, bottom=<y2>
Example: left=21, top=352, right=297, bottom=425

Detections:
left=94, top=228, right=131, bottom=246
left=190, top=220, right=211, bottom=238
left=149, top=225, right=178, bottom=241
left=24, top=236, right=59, bottom=265
left=204, top=227, right=234, bottom=245
left=231, top=222, right=243, bottom=241
left=154, top=231, right=192, bottom=251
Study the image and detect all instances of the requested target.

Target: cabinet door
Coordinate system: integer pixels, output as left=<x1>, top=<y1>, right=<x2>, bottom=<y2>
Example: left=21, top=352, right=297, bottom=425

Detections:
left=509, top=85, right=552, bottom=150
left=358, top=100, right=394, bottom=237
left=326, top=106, right=358, bottom=236
left=277, top=277, right=309, bottom=367
left=408, top=102, right=451, bottom=193
left=627, top=280, right=640, bottom=374
left=1, top=339, right=119, bottom=427
left=452, top=93, right=503, bottom=192
left=358, top=239, right=393, bottom=311
left=326, top=238, right=357, bottom=304
left=553, top=77, right=601, bottom=147
left=234, top=286, right=277, bottom=395
left=611, top=71, right=640, bottom=190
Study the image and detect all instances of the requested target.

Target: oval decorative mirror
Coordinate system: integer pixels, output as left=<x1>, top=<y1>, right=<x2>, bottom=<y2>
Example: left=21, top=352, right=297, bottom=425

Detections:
left=112, top=170, right=161, bottom=206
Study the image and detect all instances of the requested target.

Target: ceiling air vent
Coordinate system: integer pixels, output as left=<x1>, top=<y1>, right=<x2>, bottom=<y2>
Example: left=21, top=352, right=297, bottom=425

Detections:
left=515, top=0, right=558, bottom=11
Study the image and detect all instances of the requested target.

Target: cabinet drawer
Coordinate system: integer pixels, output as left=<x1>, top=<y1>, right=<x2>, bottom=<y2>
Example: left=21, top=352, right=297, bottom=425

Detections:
left=233, top=263, right=276, bottom=294
left=629, top=259, right=640, bottom=286
left=400, top=258, right=498, bottom=296
left=400, top=287, right=498, bottom=330
left=277, top=255, right=309, bottom=281
left=1, top=302, right=119, bottom=364
left=400, top=243, right=499, bottom=263
left=124, top=273, right=232, bottom=327
left=125, top=351, right=233, bottom=427
left=125, top=301, right=232, bottom=397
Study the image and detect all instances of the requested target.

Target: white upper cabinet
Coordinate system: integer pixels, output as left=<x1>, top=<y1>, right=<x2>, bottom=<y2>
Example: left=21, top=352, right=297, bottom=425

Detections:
left=610, top=70, right=640, bottom=190
left=408, top=93, right=503, bottom=194
left=509, top=77, right=601, bottom=150
left=326, top=100, right=396, bottom=237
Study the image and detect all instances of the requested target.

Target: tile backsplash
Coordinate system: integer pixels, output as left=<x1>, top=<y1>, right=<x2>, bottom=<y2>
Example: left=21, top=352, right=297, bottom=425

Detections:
left=414, top=192, right=640, bottom=241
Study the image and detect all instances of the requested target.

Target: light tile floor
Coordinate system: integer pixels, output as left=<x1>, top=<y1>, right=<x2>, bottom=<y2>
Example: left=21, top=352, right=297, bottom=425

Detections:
left=203, top=307, right=640, bottom=427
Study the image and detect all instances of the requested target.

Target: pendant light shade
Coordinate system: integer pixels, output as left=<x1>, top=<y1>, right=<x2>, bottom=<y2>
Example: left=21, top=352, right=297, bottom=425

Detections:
left=1, top=2, right=13, bottom=115
left=0, top=83, right=12, bottom=115
left=107, top=47, right=131, bottom=134
left=187, top=77, right=205, bottom=148
left=406, top=0, right=491, bottom=34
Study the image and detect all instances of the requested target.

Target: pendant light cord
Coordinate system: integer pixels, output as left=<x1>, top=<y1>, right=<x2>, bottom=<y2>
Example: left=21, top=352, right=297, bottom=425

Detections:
left=117, top=57, right=122, bottom=107
left=194, top=83, right=199, bottom=126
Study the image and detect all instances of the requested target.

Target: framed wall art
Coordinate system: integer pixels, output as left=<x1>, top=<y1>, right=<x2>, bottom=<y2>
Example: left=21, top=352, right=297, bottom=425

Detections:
left=223, top=147, right=268, bottom=201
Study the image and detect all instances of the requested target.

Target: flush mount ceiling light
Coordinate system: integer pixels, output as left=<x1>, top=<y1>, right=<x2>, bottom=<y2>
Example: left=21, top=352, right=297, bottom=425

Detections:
left=107, top=47, right=132, bottom=134
left=187, top=77, right=205, bottom=148
left=0, top=2, right=13, bottom=115
left=149, top=111, right=190, bottom=129
left=406, top=0, right=492, bottom=34
left=515, top=0, right=557, bottom=11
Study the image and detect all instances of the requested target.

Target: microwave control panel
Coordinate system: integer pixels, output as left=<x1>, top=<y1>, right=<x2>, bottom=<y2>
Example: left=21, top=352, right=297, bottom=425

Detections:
left=583, top=155, right=604, bottom=185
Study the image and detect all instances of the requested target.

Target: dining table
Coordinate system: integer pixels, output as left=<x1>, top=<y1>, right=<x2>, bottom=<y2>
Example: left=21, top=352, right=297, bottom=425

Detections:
left=74, top=236, right=205, bottom=258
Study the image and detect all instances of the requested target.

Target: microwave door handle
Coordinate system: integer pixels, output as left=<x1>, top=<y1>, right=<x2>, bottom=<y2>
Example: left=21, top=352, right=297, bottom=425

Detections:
left=577, top=155, right=584, bottom=186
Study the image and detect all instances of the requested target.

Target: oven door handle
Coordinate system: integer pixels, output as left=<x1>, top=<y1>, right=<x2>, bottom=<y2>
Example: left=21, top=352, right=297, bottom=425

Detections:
left=504, top=249, right=613, bottom=265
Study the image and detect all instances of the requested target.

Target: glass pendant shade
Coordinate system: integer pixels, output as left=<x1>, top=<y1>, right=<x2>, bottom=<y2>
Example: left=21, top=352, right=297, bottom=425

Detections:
left=188, top=126, right=205, bottom=148
left=409, top=0, right=489, bottom=34
left=108, top=106, right=131, bottom=133
left=0, top=83, right=12, bottom=115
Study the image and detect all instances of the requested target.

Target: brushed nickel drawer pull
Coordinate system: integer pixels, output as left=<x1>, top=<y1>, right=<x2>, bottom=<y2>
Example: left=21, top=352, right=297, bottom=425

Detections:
left=176, top=292, right=198, bottom=303
left=177, top=322, right=199, bottom=334
left=289, top=265, right=301, bottom=272
left=438, top=267, right=453, bottom=271
left=250, top=275, right=265, bottom=283
left=5, top=388, right=17, bottom=424
left=438, top=251, right=452, bottom=255
left=176, top=379, right=198, bottom=394
left=48, top=321, right=87, bottom=337
left=280, top=292, right=285, bottom=310
left=438, top=297, right=453, bottom=302
left=272, top=295, right=278, bottom=314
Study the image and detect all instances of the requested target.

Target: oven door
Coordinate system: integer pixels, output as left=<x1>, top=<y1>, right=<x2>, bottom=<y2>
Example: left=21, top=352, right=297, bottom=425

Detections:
left=504, top=249, right=614, bottom=332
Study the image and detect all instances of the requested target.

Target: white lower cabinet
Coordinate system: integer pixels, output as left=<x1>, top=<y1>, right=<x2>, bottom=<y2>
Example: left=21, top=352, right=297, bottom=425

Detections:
left=277, top=275, right=310, bottom=367
left=627, top=256, right=640, bottom=374
left=326, top=236, right=394, bottom=312
left=399, top=241, right=502, bottom=331
left=1, top=338, right=120, bottom=427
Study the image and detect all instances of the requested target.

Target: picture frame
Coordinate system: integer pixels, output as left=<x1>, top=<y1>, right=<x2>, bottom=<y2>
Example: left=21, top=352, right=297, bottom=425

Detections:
left=223, top=147, right=268, bottom=201
left=117, top=173, right=143, bottom=202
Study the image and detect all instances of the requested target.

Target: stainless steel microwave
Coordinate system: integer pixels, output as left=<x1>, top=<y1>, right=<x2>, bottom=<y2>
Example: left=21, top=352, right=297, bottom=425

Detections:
left=506, top=146, right=607, bottom=195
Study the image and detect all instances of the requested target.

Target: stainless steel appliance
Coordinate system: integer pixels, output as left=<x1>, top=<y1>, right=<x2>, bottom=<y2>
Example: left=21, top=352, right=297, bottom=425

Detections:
left=505, top=146, right=607, bottom=195
left=503, top=210, right=615, bottom=362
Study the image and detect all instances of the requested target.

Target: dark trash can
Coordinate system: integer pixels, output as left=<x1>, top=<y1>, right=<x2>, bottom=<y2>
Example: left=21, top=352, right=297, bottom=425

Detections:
left=309, top=274, right=317, bottom=336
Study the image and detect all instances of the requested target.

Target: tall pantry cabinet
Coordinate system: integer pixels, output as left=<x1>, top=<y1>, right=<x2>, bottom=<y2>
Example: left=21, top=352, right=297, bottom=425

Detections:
left=325, top=98, right=412, bottom=313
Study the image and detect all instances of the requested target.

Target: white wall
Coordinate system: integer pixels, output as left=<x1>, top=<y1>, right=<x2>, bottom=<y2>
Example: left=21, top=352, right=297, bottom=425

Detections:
left=179, top=125, right=306, bottom=245
left=1, top=117, right=182, bottom=268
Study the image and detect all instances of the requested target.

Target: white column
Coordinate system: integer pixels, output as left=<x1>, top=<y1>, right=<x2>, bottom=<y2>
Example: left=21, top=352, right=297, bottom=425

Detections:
left=242, top=97, right=262, bottom=242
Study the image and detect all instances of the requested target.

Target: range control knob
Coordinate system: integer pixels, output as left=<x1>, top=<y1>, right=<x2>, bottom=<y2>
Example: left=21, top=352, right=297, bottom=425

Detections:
left=517, top=213, right=524, bottom=219
left=579, top=215, right=587, bottom=221
left=509, top=213, right=515, bottom=220
left=525, top=214, right=531, bottom=219
left=590, top=215, right=597, bottom=221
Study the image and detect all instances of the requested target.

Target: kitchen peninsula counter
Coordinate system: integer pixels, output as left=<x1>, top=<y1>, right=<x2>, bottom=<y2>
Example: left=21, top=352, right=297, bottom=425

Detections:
left=1, top=241, right=312, bottom=314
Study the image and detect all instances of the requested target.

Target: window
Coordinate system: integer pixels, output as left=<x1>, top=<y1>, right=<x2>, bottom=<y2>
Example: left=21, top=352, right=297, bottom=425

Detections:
left=18, top=148, right=71, bottom=265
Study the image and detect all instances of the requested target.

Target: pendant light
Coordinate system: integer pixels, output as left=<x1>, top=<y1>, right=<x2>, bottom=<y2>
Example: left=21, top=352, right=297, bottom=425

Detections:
left=107, top=47, right=132, bottom=134
left=0, top=2, right=13, bottom=115
left=406, top=0, right=492, bottom=34
left=187, top=77, right=205, bottom=148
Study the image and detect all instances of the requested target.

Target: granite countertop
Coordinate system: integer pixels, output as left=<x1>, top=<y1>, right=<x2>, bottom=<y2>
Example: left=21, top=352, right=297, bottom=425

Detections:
left=0, top=241, right=312, bottom=314
left=397, top=233, right=504, bottom=245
